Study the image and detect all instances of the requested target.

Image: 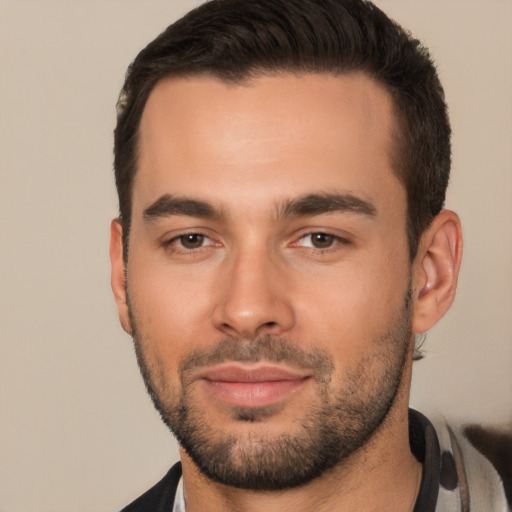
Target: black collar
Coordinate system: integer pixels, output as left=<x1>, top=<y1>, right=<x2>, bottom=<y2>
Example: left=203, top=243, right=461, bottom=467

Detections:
left=409, top=409, right=441, bottom=512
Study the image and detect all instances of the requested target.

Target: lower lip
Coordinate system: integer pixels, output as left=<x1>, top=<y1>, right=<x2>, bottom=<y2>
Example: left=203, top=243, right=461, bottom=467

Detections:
left=203, top=378, right=309, bottom=408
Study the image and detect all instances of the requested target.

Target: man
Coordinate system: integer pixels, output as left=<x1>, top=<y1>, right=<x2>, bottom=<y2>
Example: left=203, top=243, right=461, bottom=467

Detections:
left=109, top=0, right=509, bottom=510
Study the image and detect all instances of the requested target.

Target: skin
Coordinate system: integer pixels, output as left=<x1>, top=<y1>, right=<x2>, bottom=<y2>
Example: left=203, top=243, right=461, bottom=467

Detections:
left=110, top=73, right=463, bottom=511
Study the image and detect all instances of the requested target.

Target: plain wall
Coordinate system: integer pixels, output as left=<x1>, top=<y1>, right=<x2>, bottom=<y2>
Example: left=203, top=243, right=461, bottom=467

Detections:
left=1, top=1, right=510, bottom=510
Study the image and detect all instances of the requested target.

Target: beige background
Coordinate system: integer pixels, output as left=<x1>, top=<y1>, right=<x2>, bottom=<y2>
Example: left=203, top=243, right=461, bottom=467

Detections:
left=1, top=1, right=510, bottom=510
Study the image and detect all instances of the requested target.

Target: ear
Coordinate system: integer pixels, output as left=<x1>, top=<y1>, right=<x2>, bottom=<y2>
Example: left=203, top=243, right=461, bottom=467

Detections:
left=109, top=219, right=133, bottom=335
left=412, top=210, right=463, bottom=334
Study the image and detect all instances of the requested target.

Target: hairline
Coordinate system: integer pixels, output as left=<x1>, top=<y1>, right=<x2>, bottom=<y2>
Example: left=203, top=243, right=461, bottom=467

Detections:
left=122, top=67, right=413, bottom=259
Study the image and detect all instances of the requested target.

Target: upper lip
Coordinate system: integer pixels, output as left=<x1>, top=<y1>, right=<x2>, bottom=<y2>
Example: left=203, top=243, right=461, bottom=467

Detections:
left=194, top=363, right=311, bottom=383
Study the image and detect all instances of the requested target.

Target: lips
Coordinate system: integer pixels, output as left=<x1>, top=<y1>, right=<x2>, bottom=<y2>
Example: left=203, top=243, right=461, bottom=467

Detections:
left=195, top=363, right=311, bottom=408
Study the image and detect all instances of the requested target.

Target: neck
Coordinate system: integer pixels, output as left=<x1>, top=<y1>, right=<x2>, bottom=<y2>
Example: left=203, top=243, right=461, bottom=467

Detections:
left=181, top=353, right=422, bottom=512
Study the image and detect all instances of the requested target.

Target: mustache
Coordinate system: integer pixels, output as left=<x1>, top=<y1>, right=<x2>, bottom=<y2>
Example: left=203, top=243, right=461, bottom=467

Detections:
left=179, top=334, right=334, bottom=384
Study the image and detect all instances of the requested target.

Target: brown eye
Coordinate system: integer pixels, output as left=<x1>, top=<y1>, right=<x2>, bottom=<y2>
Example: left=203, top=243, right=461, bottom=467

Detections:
left=179, top=234, right=205, bottom=249
left=310, top=233, right=335, bottom=249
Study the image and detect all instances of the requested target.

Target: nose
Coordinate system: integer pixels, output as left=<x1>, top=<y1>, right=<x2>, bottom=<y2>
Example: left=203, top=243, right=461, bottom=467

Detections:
left=212, top=249, right=295, bottom=338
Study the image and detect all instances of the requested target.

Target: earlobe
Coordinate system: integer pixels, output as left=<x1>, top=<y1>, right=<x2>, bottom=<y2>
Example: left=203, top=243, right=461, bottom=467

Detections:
left=109, top=219, right=133, bottom=335
left=412, top=210, right=463, bottom=334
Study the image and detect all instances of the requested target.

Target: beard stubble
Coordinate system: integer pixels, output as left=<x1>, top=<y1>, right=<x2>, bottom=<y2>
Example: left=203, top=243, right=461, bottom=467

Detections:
left=129, top=289, right=413, bottom=490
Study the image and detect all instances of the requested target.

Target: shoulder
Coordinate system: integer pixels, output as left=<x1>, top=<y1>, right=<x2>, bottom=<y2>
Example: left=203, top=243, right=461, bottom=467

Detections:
left=432, top=417, right=511, bottom=511
left=120, top=462, right=182, bottom=512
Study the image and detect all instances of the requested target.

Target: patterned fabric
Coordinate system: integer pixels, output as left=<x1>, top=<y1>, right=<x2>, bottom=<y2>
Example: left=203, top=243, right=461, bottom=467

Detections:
left=121, top=409, right=510, bottom=511
left=432, top=418, right=509, bottom=511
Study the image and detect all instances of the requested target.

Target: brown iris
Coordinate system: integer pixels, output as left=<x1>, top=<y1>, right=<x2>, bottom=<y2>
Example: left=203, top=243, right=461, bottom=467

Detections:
left=310, top=233, right=335, bottom=249
left=179, top=234, right=205, bottom=249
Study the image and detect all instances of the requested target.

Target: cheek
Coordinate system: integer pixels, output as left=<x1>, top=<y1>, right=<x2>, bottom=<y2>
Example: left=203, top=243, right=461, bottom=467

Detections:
left=126, top=251, right=219, bottom=354
left=293, top=252, right=410, bottom=363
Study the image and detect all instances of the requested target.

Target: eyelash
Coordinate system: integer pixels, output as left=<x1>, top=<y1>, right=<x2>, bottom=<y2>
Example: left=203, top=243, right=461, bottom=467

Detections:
left=292, top=232, right=351, bottom=251
left=162, top=231, right=350, bottom=255
left=163, top=232, right=218, bottom=254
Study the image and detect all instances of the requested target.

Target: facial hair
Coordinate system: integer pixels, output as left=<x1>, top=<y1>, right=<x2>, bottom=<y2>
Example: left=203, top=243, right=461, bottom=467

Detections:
left=129, top=289, right=412, bottom=490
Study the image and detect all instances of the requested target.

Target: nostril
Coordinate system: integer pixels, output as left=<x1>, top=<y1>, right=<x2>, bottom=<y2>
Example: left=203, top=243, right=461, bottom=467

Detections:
left=256, top=321, right=281, bottom=335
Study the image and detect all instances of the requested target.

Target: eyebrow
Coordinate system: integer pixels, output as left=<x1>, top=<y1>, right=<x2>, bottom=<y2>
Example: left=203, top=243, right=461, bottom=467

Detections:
left=277, top=192, right=377, bottom=219
left=143, top=194, right=225, bottom=222
left=142, top=191, right=377, bottom=224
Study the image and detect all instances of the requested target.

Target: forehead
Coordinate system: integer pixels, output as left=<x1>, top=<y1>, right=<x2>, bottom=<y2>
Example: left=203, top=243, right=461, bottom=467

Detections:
left=135, top=72, right=403, bottom=216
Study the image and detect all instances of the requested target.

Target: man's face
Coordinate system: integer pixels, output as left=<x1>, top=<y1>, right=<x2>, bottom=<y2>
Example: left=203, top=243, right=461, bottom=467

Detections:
left=121, top=73, right=413, bottom=489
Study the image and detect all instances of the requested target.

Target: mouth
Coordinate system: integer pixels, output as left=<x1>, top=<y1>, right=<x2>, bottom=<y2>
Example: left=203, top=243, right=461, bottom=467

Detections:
left=195, top=363, right=312, bottom=408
